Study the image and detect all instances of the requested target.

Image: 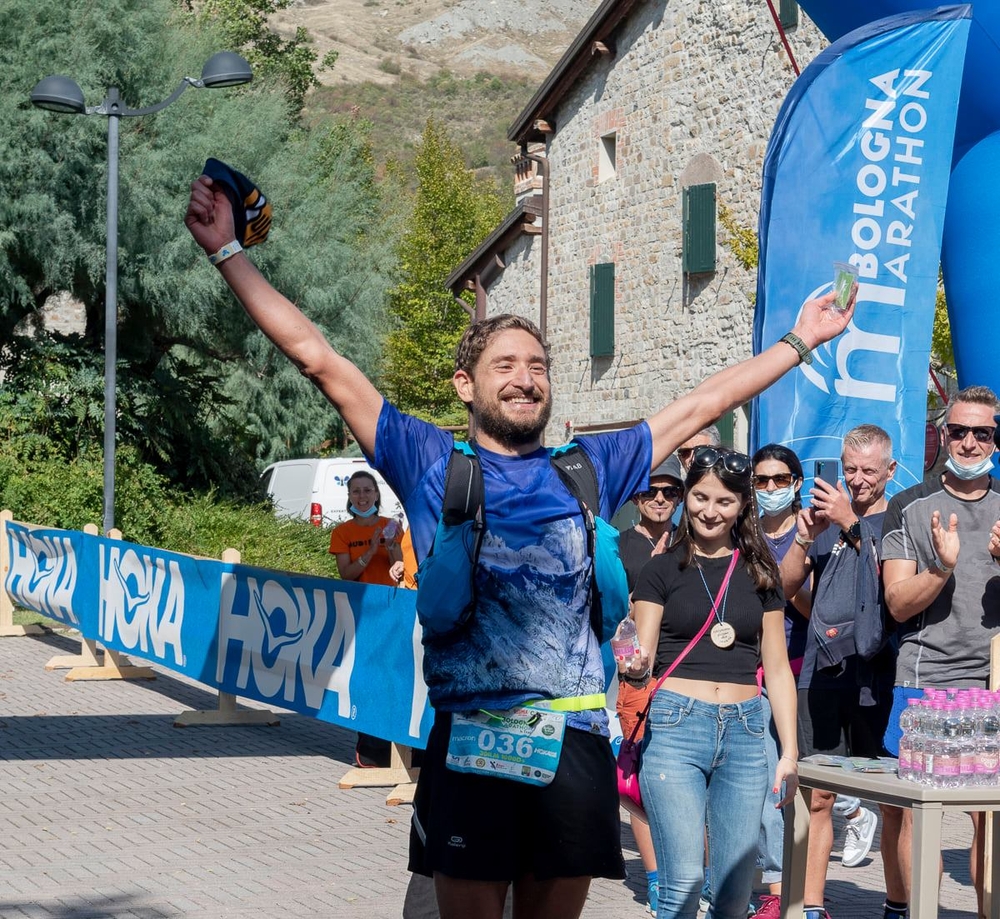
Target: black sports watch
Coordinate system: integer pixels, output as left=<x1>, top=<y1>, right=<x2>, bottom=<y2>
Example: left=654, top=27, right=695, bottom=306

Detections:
left=841, top=519, right=862, bottom=543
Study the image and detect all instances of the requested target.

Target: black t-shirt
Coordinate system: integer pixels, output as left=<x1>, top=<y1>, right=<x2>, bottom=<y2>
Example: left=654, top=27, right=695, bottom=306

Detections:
left=619, top=527, right=669, bottom=593
left=632, top=550, right=784, bottom=685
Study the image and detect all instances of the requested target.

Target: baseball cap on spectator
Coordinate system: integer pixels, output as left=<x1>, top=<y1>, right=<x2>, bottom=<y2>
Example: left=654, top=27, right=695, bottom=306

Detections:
left=650, top=455, right=683, bottom=484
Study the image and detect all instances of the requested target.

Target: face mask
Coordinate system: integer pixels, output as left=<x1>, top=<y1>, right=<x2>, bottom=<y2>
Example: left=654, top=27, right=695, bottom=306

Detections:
left=350, top=503, right=379, bottom=518
left=756, top=486, right=795, bottom=517
left=945, top=454, right=996, bottom=481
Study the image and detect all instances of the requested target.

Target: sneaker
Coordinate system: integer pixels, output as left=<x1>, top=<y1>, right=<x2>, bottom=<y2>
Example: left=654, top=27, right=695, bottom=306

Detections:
left=841, top=806, right=878, bottom=867
left=755, top=895, right=782, bottom=919
left=882, top=904, right=908, bottom=919
left=803, top=910, right=832, bottom=919
left=647, top=881, right=658, bottom=917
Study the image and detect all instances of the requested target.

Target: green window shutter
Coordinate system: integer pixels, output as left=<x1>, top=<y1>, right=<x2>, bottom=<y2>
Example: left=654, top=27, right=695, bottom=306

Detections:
left=590, top=262, right=615, bottom=357
left=716, top=411, right=735, bottom=448
left=779, top=0, right=799, bottom=29
left=683, top=183, right=716, bottom=274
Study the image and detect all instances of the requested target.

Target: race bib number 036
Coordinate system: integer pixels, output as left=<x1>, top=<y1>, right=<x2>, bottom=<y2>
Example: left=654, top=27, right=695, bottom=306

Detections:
left=446, top=707, right=566, bottom=786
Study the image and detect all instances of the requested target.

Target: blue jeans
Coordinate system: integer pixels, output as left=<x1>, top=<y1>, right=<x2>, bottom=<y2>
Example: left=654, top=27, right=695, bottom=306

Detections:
left=640, top=690, right=768, bottom=919
left=756, top=692, right=783, bottom=884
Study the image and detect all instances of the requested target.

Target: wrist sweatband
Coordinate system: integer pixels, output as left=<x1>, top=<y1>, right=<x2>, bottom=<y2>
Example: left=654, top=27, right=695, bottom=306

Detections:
left=208, top=240, right=243, bottom=266
left=780, top=332, right=814, bottom=365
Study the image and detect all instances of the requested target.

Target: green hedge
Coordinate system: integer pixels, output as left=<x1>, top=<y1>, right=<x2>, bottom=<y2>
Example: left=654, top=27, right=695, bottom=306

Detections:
left=0, top=441, right=337, bottom=579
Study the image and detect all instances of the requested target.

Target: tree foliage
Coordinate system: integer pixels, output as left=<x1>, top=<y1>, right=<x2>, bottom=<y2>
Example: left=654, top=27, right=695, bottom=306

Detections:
left=188, top=0, right=335, bottom=114
left=382, top=119, right=510, bottom=425
left=2, top=0, right=398, bottom=502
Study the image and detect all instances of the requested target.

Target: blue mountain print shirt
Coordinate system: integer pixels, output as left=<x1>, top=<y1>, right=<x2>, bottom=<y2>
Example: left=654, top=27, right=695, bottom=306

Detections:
left=373, top=402, right=651, bottom=733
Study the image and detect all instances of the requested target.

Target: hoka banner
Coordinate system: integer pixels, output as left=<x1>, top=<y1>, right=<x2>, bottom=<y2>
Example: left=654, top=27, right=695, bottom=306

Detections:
left=752, top=7, right=970, bottom=490
left=5, top=522, right=434, bottom=748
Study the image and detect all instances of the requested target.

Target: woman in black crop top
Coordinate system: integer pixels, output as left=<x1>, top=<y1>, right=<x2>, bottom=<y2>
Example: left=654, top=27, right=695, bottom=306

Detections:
left=630, top=447, right=799, bottom=919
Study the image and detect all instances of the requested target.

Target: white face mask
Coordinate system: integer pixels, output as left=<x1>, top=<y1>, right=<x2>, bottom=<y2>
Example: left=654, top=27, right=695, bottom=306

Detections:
left=945, top=454, right=996, bottom=481
left=756, top=486, right=795, bottom=517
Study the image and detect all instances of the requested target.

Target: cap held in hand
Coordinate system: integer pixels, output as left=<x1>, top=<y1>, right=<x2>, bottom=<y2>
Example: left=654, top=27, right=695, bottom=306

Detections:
left=202, top=157, right=272, bottom=248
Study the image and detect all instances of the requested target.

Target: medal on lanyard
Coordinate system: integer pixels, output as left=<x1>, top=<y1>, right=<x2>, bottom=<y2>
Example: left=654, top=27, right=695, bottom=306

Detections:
left=698, top=562, right=735, bottom=649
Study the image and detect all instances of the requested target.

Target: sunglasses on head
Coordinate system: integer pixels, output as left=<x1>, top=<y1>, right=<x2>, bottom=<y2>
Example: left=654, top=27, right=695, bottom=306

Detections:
left=691, top=446, right=752, bottom=477
left=752, top=473, right=795, bottom=490
left=944, top=423, right=996, bottom=444
left=636, top=484, right=683, bottom=501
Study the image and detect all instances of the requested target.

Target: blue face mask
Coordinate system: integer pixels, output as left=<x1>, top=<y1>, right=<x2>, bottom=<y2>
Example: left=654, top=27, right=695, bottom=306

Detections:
left=756, top=486, right=796, bottom=517
left=945, top=454, right=996, bottom=481
left=350, top=503, right=379, bottom=518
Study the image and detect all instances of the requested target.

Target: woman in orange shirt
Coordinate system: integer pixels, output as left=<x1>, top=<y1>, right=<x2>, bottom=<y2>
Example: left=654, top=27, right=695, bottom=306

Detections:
left=329, top=471, right=404, bottom=586
left=329, top=470, right=404, bottom=766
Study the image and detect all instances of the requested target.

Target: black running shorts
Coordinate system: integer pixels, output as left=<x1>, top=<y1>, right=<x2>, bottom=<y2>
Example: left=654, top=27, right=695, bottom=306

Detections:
left=408, top=710, right=626, bottom=881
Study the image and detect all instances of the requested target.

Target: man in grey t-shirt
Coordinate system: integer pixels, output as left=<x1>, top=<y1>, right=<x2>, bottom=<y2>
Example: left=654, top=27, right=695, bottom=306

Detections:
left=882, top=385, right=1000, bottom=919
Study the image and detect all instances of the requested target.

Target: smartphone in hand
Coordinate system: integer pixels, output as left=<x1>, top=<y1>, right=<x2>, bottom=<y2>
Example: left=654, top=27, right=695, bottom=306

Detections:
left=814, top=460, right=840, bottom=487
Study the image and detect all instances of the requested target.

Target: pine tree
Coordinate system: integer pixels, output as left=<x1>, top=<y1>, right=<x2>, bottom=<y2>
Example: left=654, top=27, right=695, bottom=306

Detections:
left=383, top=119, right=510, bottom=425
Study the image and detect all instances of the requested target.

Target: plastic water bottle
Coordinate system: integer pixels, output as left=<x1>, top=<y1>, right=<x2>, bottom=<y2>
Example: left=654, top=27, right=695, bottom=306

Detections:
left=958, top=695, right=978, bottom=785
left=976, top=697, right=1000, bottom=785
left=611, top=617, right=641, bottom=662
left=935, top=702, right=963, bottom=788
left=921, top=701, right=943, bottom=785
left=897, top=698, right=922, bottom=781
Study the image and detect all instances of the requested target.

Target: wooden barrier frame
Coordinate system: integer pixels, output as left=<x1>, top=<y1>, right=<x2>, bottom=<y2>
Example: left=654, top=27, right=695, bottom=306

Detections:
left=53, top=525, right=155, bottom=682
left=0, top=510, right=44, bottom=637
left=174, top=548, right=279, bottom=727
left=339, top=741, right=419, bottom=807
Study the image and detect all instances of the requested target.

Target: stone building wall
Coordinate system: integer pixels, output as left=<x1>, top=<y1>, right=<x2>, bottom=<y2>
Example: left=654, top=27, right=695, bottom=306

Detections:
left=485, top=0, right=826, bottom=444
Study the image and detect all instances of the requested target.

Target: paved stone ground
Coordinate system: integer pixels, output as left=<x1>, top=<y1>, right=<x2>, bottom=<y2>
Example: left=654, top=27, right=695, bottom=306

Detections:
left=0, top=630, right=985, bottom=918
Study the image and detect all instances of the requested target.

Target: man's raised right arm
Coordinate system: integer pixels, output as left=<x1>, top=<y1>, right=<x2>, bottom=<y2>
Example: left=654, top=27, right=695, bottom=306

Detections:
left=184, top=176, right=382, bottom=455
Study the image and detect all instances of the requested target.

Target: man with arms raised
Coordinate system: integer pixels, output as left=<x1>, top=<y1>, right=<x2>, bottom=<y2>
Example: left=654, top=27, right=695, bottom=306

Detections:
left=185, top=174, right=853, bottom=919
left=881, top=386, right=1000, bottom=919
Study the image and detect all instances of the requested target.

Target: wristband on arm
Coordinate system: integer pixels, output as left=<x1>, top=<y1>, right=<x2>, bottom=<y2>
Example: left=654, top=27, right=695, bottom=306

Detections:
left=208, top=240, right=243, bottom=266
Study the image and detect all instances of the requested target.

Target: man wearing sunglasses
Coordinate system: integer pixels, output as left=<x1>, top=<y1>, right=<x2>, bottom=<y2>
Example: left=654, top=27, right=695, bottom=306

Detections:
left=780, top=424, right=899, bottom=919
left=880, top=385, right=1000, bottom=919
left=619, top=455, right=685, bottom=592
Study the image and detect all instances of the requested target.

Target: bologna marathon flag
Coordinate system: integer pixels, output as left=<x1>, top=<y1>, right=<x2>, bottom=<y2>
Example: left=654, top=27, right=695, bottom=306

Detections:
left=752, top=6, right=970, bottom=492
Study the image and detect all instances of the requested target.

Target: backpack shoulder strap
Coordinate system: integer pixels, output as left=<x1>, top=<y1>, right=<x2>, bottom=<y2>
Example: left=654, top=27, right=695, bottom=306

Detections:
left=549, top=443, right=606, bottom=640
left=548, top=442, right=601, bottom=517
left=441, top=440, right=483, bottom=527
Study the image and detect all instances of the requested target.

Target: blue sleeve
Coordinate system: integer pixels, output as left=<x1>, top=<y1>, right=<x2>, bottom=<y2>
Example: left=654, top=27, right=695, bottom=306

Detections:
left=575, top=422, right=653, bottom=520
left=371, top=401, right=453, bottom=562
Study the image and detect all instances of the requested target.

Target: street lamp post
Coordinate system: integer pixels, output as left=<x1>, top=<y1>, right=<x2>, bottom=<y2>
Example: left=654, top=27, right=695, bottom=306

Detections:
left=30, top=52, right=252, bottom=534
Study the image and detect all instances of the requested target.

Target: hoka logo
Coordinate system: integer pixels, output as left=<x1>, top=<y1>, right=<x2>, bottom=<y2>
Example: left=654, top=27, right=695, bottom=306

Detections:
left=99, top=546, right=185, bottom=666
left=217, top=574, right=356, bottom=713
left=5, top=525, right=78, bottom=624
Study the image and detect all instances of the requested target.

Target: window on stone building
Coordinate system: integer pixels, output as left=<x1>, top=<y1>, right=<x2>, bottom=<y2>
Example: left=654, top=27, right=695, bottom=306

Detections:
left=779, top=0, right=799, bottom=29
left=589, top=262, right=615, bottom=357
left=598, top=132, right=617, bottom=182
left=683, top=183, right=717, bottom=274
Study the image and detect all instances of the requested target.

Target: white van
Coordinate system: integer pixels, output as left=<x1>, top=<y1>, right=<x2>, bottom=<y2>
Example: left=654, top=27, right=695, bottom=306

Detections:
left=260, top=457, right=406, bottom=528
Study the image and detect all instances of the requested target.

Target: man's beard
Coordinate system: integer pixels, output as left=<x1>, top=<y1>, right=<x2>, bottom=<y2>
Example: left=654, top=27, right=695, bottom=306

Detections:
left=474, top=393, right=552, bottom=448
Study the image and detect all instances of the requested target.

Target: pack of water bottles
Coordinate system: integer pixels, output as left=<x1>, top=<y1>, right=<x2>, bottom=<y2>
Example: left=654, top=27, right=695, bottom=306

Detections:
left=898, top=688, right=1000, bottom=786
